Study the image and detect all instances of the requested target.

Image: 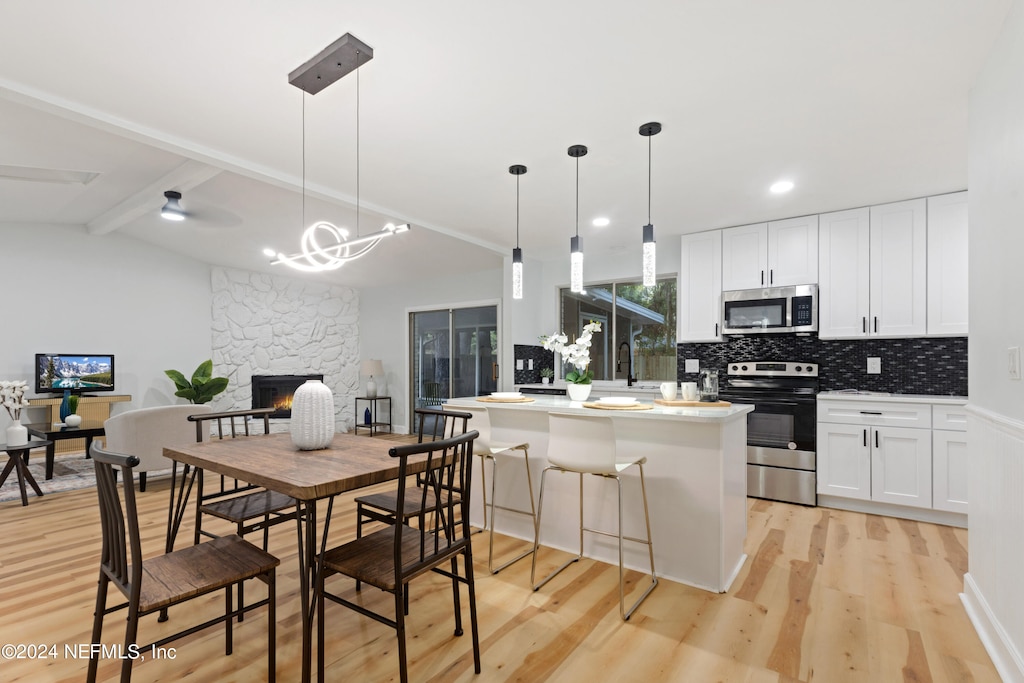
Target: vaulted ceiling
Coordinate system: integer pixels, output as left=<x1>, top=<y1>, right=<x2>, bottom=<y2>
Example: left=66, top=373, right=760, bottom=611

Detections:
left=0, top=1, right=1011, bottom=286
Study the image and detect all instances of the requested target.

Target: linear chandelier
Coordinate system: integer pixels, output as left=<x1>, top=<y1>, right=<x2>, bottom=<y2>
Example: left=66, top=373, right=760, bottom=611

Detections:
left=270, top=33, right=409, bottom=273
left=509, top=164, right=527, bottom=299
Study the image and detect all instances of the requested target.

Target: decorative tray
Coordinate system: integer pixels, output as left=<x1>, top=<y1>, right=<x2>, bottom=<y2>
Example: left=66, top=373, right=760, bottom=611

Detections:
left=582, top=401, right=653, bottom=411
left=653, top=399, right=732, bottom=407
left=476, top=396, right=535, bottom=403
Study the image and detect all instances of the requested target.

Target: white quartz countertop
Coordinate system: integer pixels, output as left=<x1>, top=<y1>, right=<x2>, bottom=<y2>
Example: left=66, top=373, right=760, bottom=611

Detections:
left=817, top=391, right=967, bottom=405
left=448, top=394, right=753, bottom=423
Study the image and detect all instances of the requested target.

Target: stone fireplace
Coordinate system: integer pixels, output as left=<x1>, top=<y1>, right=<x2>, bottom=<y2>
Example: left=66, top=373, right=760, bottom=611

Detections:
left=251, top=374, right=323, bottom=418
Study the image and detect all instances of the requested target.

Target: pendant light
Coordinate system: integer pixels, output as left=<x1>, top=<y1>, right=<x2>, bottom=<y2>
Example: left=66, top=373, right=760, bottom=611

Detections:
left=271, top=33, right=409, bottom=272
left=509, top=164, right=527, bottom=300
left=568, top=144, right=588, bottom=294
left=640, top=122, right=662, bottom=287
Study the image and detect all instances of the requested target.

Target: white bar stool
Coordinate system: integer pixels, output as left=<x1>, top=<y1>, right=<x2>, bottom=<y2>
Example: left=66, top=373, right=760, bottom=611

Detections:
left=531, top=411, right=658, bottom=620
left=447, top=403, right=537, bottom=573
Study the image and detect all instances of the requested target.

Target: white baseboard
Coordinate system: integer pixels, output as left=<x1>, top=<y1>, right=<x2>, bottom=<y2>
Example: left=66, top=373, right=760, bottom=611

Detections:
left=962, top=572, right=1024, bottom=683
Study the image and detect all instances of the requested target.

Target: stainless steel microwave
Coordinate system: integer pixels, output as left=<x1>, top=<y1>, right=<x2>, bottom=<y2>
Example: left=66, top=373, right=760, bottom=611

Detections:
left=721, top=284, right=818, bottom=334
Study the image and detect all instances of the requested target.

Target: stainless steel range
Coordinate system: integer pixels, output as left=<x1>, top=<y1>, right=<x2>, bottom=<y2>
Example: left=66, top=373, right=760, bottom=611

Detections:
left=718, top=361, right=819, bottom=506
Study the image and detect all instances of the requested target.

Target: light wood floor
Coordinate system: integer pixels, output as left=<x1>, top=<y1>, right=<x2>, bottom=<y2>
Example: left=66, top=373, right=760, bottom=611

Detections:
left=0, top=446, right=999, bottom=682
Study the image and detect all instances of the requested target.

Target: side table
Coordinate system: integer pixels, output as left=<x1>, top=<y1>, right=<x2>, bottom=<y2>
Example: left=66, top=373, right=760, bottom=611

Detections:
left=354, top=396, right=392, bottom=436
left=1, top=440, right=53, bottom=506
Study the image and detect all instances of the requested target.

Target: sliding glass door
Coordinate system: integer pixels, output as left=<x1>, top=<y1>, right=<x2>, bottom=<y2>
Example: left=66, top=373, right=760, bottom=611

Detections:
left=410, top=305, right=498, bottom=429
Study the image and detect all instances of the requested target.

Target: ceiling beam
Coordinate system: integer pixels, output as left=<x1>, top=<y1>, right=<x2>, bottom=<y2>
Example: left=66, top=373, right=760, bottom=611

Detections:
left=86, top=160, right=222, bottom=235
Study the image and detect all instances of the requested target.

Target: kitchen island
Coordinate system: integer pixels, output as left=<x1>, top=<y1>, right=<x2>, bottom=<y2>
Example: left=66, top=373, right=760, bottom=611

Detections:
left=446, top=395, right=754, bottom=593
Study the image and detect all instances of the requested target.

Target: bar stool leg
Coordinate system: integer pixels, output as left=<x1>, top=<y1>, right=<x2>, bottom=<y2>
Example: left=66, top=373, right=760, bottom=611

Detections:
left=531, top=468, right=583, bottom=591
left=487, top=446, right=537, bottom=574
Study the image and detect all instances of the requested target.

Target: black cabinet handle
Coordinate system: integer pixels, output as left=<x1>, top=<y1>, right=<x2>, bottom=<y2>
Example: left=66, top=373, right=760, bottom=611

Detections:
left=875, top=430, right=879, bottom=448
left=761, top=270, right=764, bottom=285
left=860, top=411, right=883, bottom=415
left=862, top=317, right=867, bottom=333
left=863, top=429, right=867, bottom=447
left=715, top=323, right=719, bottom=336
left=874, top=316, right=878, bottom=333
left=770, top=269, right=774, bottom=285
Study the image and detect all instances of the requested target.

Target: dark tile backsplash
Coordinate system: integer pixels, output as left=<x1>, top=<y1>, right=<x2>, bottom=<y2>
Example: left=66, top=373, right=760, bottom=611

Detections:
left=513, top=344, right=555, bottom=385
left=676, top=336, right=968, bottom=396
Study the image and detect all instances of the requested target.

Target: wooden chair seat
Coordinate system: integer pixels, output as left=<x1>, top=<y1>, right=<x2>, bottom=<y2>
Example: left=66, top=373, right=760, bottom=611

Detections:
left=354, top=487, right=458, bottom=526
left=323, top=524, right=463, bottom=592
left=137, top=534, right=279, bottom=613
left=200, top=489, right=297, bottom=525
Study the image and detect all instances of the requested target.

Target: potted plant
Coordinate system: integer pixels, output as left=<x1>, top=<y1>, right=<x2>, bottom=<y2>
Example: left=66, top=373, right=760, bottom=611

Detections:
left=539, top=367, right=554, bottom=384
left=65, top=394, right=82, bottom=427
left=165, top=360, right=229, bottom=404
left=541, top=320, right=602, bottom=401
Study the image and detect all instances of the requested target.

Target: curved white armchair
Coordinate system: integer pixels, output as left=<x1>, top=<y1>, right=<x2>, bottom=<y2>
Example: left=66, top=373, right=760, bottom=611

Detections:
left=104, top=404, right=213, bottom=491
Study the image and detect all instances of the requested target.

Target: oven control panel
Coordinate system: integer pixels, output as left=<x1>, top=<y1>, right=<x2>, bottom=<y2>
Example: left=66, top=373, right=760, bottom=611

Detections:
left=727, top=361, right=818, bottom=377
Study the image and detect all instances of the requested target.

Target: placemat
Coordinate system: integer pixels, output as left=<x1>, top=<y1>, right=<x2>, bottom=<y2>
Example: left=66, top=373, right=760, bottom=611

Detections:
left=582, top=402, right=653, bottom=411
left=653, top=399, right=732, bottom=407
left=476, top=396, right=535, bottom=403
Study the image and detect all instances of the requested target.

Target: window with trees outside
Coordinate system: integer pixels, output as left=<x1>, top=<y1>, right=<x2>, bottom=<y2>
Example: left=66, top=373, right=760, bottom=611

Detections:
left=557, top=277, right=677, bottom=383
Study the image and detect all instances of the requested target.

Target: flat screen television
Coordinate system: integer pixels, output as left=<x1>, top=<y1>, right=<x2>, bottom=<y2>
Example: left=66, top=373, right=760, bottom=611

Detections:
left=35, top=353, right=115, bottom=393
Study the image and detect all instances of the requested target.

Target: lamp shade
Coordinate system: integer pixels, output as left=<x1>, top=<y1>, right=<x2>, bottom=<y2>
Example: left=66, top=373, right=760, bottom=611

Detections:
left=360, top=359, right=384, bottom=377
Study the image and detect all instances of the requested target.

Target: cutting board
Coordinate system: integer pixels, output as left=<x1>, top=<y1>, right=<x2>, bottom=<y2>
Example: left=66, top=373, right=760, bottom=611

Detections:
left=654, top=399, right=732, bottom=408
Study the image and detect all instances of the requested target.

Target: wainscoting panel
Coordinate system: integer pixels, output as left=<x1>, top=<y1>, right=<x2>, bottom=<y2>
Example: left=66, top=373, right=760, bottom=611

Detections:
left=963, top=406, right=1024, bottom=683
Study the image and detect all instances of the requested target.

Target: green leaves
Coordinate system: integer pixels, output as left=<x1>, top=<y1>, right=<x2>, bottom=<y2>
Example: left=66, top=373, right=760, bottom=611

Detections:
left=164, top=360, right=228, bottom=404
left=564, top=368, right=594, bottom=385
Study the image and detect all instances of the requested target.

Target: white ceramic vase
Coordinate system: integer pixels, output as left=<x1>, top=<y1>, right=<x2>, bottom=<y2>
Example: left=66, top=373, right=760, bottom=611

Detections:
left=290, top=379, right=335, bottom=450
left=64, top=414, right=83, bottom=427
left=566, top=383, right=592, bottom=402
left=6, top=423, right=28, bottom=447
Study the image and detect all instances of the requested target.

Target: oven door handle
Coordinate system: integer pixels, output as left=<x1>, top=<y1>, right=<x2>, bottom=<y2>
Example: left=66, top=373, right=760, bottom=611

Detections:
left=723, top=397, right=810, bottom=407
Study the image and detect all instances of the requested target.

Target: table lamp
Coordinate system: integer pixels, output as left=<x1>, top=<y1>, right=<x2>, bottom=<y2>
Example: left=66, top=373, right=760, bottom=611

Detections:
left=361, top=359, right=384, bottom=398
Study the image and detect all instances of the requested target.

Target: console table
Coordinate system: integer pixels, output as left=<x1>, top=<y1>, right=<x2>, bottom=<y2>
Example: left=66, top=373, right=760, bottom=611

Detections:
left=26, top=394, right=130, bottom=455
left=354, top=396, right=392, bottom=436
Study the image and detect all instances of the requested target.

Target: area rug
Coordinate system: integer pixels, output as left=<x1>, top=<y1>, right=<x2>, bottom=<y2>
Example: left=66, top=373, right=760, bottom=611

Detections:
left=0, top=451, right=171, bottom=504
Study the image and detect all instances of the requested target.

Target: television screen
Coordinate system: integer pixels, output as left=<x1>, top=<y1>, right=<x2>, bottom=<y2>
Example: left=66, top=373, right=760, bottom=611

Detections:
left=35, top=354, right=115, bottom=393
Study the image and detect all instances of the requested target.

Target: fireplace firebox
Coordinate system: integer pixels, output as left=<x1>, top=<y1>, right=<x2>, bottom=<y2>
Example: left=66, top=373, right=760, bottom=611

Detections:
left=251, top=374, right=324, bottom=418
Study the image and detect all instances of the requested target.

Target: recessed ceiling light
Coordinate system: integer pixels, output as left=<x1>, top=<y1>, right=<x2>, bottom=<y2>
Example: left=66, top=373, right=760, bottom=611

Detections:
left=263, top=248, right=277, bottom=257
left=770, top=180, right=794, bottom=194
left=592, top=217, right=610, bottom=227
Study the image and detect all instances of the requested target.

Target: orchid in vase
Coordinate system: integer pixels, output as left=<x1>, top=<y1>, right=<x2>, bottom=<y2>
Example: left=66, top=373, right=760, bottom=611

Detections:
left=1, top=380, right=31, bottom=422
left=540, top=320, right=602, bottom=384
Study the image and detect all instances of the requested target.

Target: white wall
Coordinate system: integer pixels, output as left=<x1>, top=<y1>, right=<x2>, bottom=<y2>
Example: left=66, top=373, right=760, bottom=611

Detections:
left=359, top=266, right=503, bottom=432
left=1, top=224, right=212, bottom=429
left=964, top=2, right=1024, bottom=680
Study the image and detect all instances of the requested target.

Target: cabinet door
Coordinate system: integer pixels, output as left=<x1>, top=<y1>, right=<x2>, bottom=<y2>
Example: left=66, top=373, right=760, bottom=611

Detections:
left=933, top=430, right=969, bottom=513
left=721, top=223, right=767, bottom=291
left=927, top=191, right=969, bottom=335
left=817, top=423, right=871, bottom=500
left=767, top=215, right=818, bottom=286
left=870, top=198, right=927, bottom=337
left=818, top=208, right=870, bottom=338
left=678, top=231, right=722, bottom=342
left=870, top=426, right=932, bottom=508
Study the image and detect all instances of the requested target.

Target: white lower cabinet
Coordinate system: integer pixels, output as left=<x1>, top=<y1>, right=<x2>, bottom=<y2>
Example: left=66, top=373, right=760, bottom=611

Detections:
left=817, top=398, right=966, bottom=517
left=870, top=426, right=932, bottom=509
left=932, top=404, right=969, bottom=514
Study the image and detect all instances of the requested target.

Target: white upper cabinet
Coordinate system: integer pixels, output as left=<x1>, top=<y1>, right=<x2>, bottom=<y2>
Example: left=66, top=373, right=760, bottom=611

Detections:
left=819, top=199, right=927, bottom=339
left=722, top=216, right=818, bottom=291
left=678, top=230, right=723, bottom=342
left=870, top=198, right=928, bottom=337
left=818, top=207, right=871, bottom=338
left=766, top=215, right=819, bottom=287
left=721, top=223, right=767, bottom=290
left=927, top=191, right=969, bottom=335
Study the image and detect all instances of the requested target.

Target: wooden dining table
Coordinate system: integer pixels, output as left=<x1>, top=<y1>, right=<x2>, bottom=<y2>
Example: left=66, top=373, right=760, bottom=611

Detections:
left=163, top=431, right=427, bottom=683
